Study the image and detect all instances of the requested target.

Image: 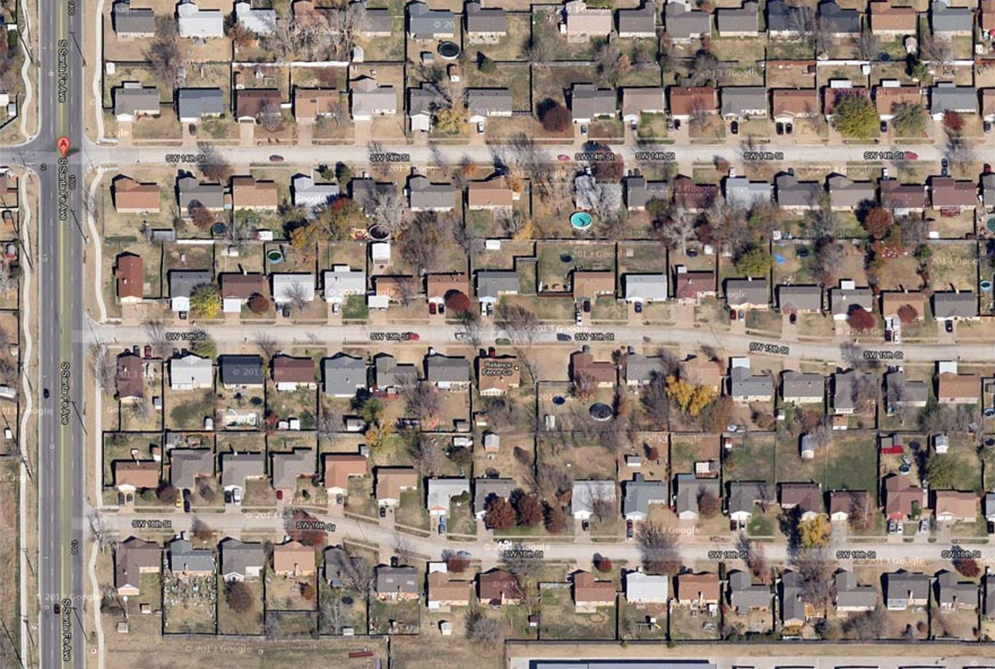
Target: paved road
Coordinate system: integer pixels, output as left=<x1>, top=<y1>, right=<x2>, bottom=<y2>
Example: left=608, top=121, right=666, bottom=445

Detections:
left=87, top=319, right=995, bottom=364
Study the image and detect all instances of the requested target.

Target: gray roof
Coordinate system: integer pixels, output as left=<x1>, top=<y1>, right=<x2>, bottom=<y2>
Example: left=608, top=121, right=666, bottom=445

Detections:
left=177, top=88, right=225, bottom=120
left=776, top=173, right=822, bottom=208
left=780, top=570, right=806, bottom=622
left=766, top=0, right=809, bottom=33
left=720, top=86, right=768, bottom=118
left=467, top=88, right=513, bottom=117
left=625, top=353, right=664, bottom=385
left=571, top=84, right=617, bottom=120
left=624, top=175, right=669, bottom=209
left=777, top=285, right=822, bottom=312
left=618, top=1, right=657, bottom=34
left=220, top=452, right=265, bottom=488
left=725, top=277, right=768, bottom=307
left=170, top=448, right=214, bottom=490
left=885, top=571, right=930, bottom=605
left=936, top=570, right=978, bottom=608
left=177, top=175, right=224, bottom=210
left=408, top=174, right=456, bottom=210
left=730, top=366, right=773, bottom=399
left=465, top=1, right=507, bottom=33
left=218, top=355, right=264, bottom=386
left=674, top=474, right=720, bottom=516
left=831, top=286, right=874, bottom=318
left=932, top=292, right=977, bottom=319
left=323, top=353, right=368, bottom=397
left=220, top=538, right=266, bottom=577
left=426, top=354, right=470, bottom=384
left=664, top=1, right=710, bottom=39
left=168, top=538, right=215, bottom=573
left=271, top=448, right=314, bottom=489
left=727, top=481, right=772, bottom=515
left=931, top=1, right=973, bottom=33
left=349, top=177, right=395, bottom=211
left=292, top=174, right=340, bottom=208
left=623, top=475, right=668, bottom=519
left=408, top=1, right=455, bottom=37
left=724, top=176, right=771, bottom=209
left=473, top=478, right=517, bottom=516
left=476, top=270, right=519, bottom=300
left=728, top=570, right=771, bottom=612
left=624, top=274, right=668, bottom=302
left=359, top=5, right=393, bottom=33
left=716, top=1, right=758, bottom=34
left=931, top=85, right=978, bottom=115
left=113, top=1, right=156, bottom=34
left=350, top=76, right=397, bottom=117
left=168, top=269, right=213, bottom=298
left=782, top=371, right=825, bottom=401
left=983, top=174, right=995, bottom=207
left=114, top=86, right=160, bottom=117
left=375, top=354, right=417, bottom=388
left=408, top=86, right=446, bottom=118
left=886, top=370, right=929, bottom=407
left=984, top=574, right=995, bottom=617
left=827, top=174, right=876, bottom=209
left=835, top=570, right=877, bottom=610
left=818, top=0, right=860, bottom=34
left=833, top=369, right=864, bottom=411
left=376, top=565, right=419, bottom=595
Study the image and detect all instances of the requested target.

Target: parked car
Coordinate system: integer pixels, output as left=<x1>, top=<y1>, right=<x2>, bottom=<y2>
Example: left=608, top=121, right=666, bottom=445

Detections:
left=556, top=332, right=572, bottom=342
left=557, top=154, right=570, bottom=162
left=918, top=519, right=929, bottom=534
left=429, top=303, right=437, bottom=315
left=454, top=332, right=467, bottom=341
left=54, top=603, right=61, bottom=615
left=945, top=320, right=953, bottom=333
left=336, top=494, right=344, bottom=505
left=625, top=520, right=634, bottom=540
left=904, top=151, right=918, bottom=160
left=775, top=122, right=784, bottom=135
left=880, top=121, right=887, bottom=133
left=737, top=310, right=745, bottom=320
left=582, top=299, right=591, bottom=313
left=43, top=388, right=49, bottom=399
left=276, top=489, right=284, bottom=501
left=665, top=118, right=674, bottom=131
left=634, top=301, right=643, bottom=314
left=476, top=121, right=485, bottom=134
left=730, top=121, right=739, bottom=135
left=379, top=506, right=387, bottom=518
left=730, top=310, right=737, bottom=321
left=580, top=125, right=588, bottom=135
left=269, top=155, right=285, bottom=163
left=985, top=120, right=993, bottom=133
left=784, top=123, right=793, bottom=134
left=406, top=332, right=420, bottom=341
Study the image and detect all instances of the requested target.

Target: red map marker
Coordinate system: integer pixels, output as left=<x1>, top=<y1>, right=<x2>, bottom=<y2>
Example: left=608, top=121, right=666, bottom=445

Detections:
left=57, top=137, right=70, bottom=158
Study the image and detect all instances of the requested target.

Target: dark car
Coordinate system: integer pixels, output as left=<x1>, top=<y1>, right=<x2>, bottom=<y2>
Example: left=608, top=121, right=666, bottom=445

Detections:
left=730, top=121, right=739, bottom=135
left=269, top=155, right=285, bottom=163
left=985, top=121, right=993, bottom=134
left=43, top=388, right=50, bottom=399
left=379, top=506, right=387, bottom=518
left=556, top=332, right=572, bottom=342
left=582, top=299, right=591, bottom=313
left=945, top=321, right=954, bottom=333
left=880, top=121, right=887, bottom=133
left=785, top=123, right=793, bottom=134
left=625, top=520, right=634, bottom=540
left=634, top=301, right=643, bottom=314
left=54, top=603, right=61, bottom=615
left=775, top=122, right=784, bottom=135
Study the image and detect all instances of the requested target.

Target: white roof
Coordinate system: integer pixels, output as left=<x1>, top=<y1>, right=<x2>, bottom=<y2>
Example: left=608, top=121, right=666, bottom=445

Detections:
left=176, top=0, right=224, bottom=37
left=170, top=354, right=213, bottom=388
left=235, top=1, right=276, bottom=35
left=323, top=268, right=365, bottom=302
left=571, top=480, right=616, bottom=515
left=272, top=274, right=316, bottom=303
left=427, top=478, right=470, bottom=511
left=625, top=273, right=668, bottom=301
left=371, top=242, right=391, bottom=261
left=625, top=571, right=670, bottom=602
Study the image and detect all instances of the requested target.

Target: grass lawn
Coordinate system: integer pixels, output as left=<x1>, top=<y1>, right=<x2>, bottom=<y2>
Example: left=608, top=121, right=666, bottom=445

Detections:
left=539, top=587, right=616, bottom=640
left=368, top=596, right=420, bottom=634
left=722, top=433, right=776, bottom=483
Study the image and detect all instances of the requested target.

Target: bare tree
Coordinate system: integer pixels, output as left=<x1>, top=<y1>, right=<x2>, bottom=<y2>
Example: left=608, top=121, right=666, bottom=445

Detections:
left=851, top=30, right=880, bottom=61
left=91, top=344, right=117, bottom=395
left=253, top=331, right=278, bottom=360
left=636, top=522, right=682, bottom=576
left=284, top=281, right=312, bottom=312
left=495, top=303, right=541, bottom=345
left=145, top=320, right=169, bottom=359
left=366, top=183, right=407, bottom=234
left=197, top=143, right=233, bottom=183
left=327, top=548, right=376, bottom=594
left=0, top=262, right=14, bottom=297
left=464, top=611, right=502, bottom=646
left=145, top=17, right=183, bottom=89
left=791, top=547, right=837, bottom=611
left=392, top=531, right=414, bottom=564
left=655, top=203, right=695, bottom=254
left=920, top=33, right=953, bottom=70
left=402, top=381, right=443, bottom=423
left=317, top=401, right=342, bottom=442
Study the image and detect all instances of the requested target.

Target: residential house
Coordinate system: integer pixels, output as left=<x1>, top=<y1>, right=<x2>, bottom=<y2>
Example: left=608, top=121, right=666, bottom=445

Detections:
left=350, top=76, right=397, bottom=120
left=235, top=88, right=283, bottom=123
left=467, top=178, right=516, bottom=211
left=766, top=0, right=809, bottom=38
left=780, top=570, right=808, bottom=626
left=467, top=89, right=513, bottom=124
left=832, top=369, right=867, bottom=415
left=725, top=277, right=768, bottom=309
left=219, top=355, right=263, bottom=389
left=176, top=175, right=224, bottom=212
left=270, top=448, right=314, bottom=494
left=930, top=0, right=973, bottom=37
left=168, top=538, right=215, bottom=576
left=292, top=174, right=339, bottom=209
left=621, top=87, right=665, bottom=127
left=323, top=266, right=365, bottom=305
left=823, top=86, right=870, bottom=121
left=476, top=270, right=519, bottom=303
left=930, top=176, right=977, bottom=210
left=168, top=269, right=213, bottom=313
left=219, top=273, right=266, bottom=314
left=407, top=85, right=445, bottom=133
left=323, top=453, right=367, bottom=496
left=728, top=570, right=771, bottom=613
left=374, top=354, right=417, bottom=390
left=572, top=570, right=616, bottom=610
left=617, top=1, right=656, bottom=38
left=473, top=478, right=517, bottom=519
left=776, top=285, right=822, bottom=313
left=426, top=354, right=470, bottom=391
left=572, top=270, right=615, bottom=301
left=376, top=565, right=419, bottom=600
left=465, top=1, right=508, bottom=43
left=623, top=174, right=668, bottom=210
left=115, top=537, right=161, bottom=596
left=675, top=572, right=720, bottom=608
left=781, top=371, right=824, bottom=404
left=562, top=0, right=613, bottom=42
left=570, top=84, right=617, bottom=123
left=829, top=490, right=872, bottom=522
left=830, top=281, right=874, bottom=321
left=477, top=355, right=521, bottom=396
left=235, top=0, right=276, bottom=35
left=115, top=253, right=144, bottom=304
left=684, top=356, right=722, bottom=390
left=869, top=2, right=917, bottom=36
left=273, top=541, right=316, bottom=576
left=724, top=176, right=772, bottom=209
left=771, top=88, right=820, bottom=123
left=881, top=291, right=926, bottom=322
left=113, top=176, right=160, bottom=213
left=375, top=467, right=419, bottom=506
left=937, top=370, right=980, bottom=404
left=779, top=482, right=822, bottom=520
left=729, top=358, right=773, bottom=402
left=272, top=273, right=316, bottom=305
left=231, top=176, right=278, bottom=211
left=827, top=174, right=876, bottom=210
left=220, top=539, right=266, bottom=581
left=177, top=88, right=225, bottom=123
left=674, top=474, right=721, bottom=520
left=622, top=475, right=668, bottom=522
left=672, top=175, right=717, bottom=211
left=623, top=274, right=668, bottom=304
left=293, top=88, right=338, bottom=123
left=930, top=84, right=978, bottom=120
left=408, top=174, right=456, bottom=211
left=112, top=1, right=156, bottom=37
left=673, top=269, right=716, bottom=303
left=818, top=0, right=860, bottom=36
left=885, top=370, right=929, bottom=414
left=113, top=461, right=159, bottom=492
left=716, top=1, right=759, bottom=37
left=834, top=570, right=877, bottom=613
left=113, top=84, right=160, bottom=122
left=571, top=480, right=616, bottom=520
left=884, top=474, right=922, bottom=520
left=624, top=353, right=663, bottom=386
left=874, top=85, right=923, bottom=121
left=880, top=179, right=928, bottom=214
left=936, top=570, right=978, bottom=610
left=169, top=353, right=213, bottom=391
left=271, top=355, right=315, bottom=391
left=220, top=452, right=265, bottom=499
left=322, top=353, right=367, bottom=399
left=932, top=292, right=978, bottom=321
left=176, top=0, right=224, bottom=37
left=478, top=569, right=519, bottom=606
left=668, top=86, right=718, bottom=121
left=933, top=490, right=977, bottom=522
left=720, top=86, right=767, bottom=120
left=776, top=173, right=822, bottom=210
left=727, top=481, right=772, bottom=523
left=884, top=571, right=930, bottom=610
left=570, top=350, right=616, bottom=387
left=625, top=571, right=669, bottom=604
left=427, top=563, right=471, bottom=610
left=663, top=1, right=710, bottom=42
left=116, top=352, right=145, bottom=402
left=408, top=1, right=455, bottom=39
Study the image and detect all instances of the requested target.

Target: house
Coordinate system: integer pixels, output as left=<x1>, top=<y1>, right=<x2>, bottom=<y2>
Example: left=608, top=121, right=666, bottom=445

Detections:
left=817, top=0, right=860, bottom=36
left=779, top=482, right=822, bottom=520
left=771, top=88, right=819, bottom=123
left=465, top=1, right=508, bottom=42
left=176, top=88, right=225, bottom=123
left=874, top=85, right=924, bottom=121
left=729, top=358, right=773, bottom=402
left=984, top=173, right=995, bottom=207
left=720, top=86, right=767, bottom=121
left=664, top=1, right=710, bottom=41
left=828, top=490, right=871, bottom=522
left=113, top=84, right=160, bottom=122
left=220, top=452, right=265, bottom=499
left=169, top=354, right=213, bottom=391
left=273, top=541, right=315, bottom=576
left=235, top=89, right=283, bottom=124
left=727, top=481, right=772, bottom=523
left=834, top=570, right=877, bottom=613
left=930, top=0, right=973, bottom=37
left=779, top=570, right=807, bottom=626
left=219, top=355, right=263, bottom=389
left=571, top=480, right=616, bottom=520
left=407, top=1, right=455, bottom=39
left=624, top=354, right=663, bottom=387
left=271, top=355, right=315, bottom=391
left=674, top=474, right=720, bottom=520
left=716, top=1, right=759, bottom=37
left=884, top=571, right=930, bottom=610
left=725, top=176, right=772, bottom=209
left=934, top=490, right=977, bottom=522
left=725, top=278, right=768, bottom=309
left=623, top=274, right=668, bottom=304
left=573, top=174, right=621, bottom=211
left=823, top=87, right=870, bottom=121
left=168, top=269, right=213, bottom=313
left=231, top=176, right=278, bottom=211
left=782, top=371, right=824, bottom=404
left=777, top=285, right=822, bottom=313
left=986, top=574, right=995, bottom=621
left=113, top=176, right=160, bottom=213
left=467, top=89, right=513, bottom=124
left=290, top=174, right=340, bottom=211
left=473, top=478, right=517, bottom=519
left=293, top=87, right=338, bottom=123
left=936, top=570, right=978, bottom=610
left=617, top=1, right=656, bottom=38
left=375, top=467, right=419, bottom=506
left=408, top=174, right=456, bottom=211
left=869, top=2, right=917, bottom=36
left=832, top=369, right=867, bottom=415
left=272, top=273, right=316, bottom=306
left=115, top=537, right=161, bottom=596
left=930, top=177, right=977, bottom=210
left=477, top=356, right=520, bottom=396
left=112, top=1, right=156, bottom=37
left=323, top=266, right=365, bottom=305
left=675, top=572, right=720, bottom=607
left=625, top=571, right=669, bottom=604
left=880, top=179, right=928, bottom=214
left=984, top=0, right=995, bottom=35
left=672, top=175, right=717, bottom=211
left=930, top=85, right=978, bottom=120
left=467, top=179, right=515, bottom=211
left=374, top=354, right=417, bottom=390
left=932, top=292, right=978, bottom=321
left=116, top=352, right=145, bottom=402
left=561, top=0, right=613, bottom=42
left=354, top=2, right=392, bottom=36
left=572, top=270, right=615, bottom=301
left=220, top=539, right=266, bottom=581
left=270, top=448, right=314, bottom=494
left=668, top=86, right=718, bottom=121
left=623, top=174, right=668, bottom=210
left=322, top=453, right=367, bottom=496
left=684, top=356, right=722, bottom=390
left=570, top=84, right=617, bottom=123
left=478, top=569, right=519, bottom=606
left=427, top=563, right=471, bottom=610
left=376, top=565, right=419, bottom=600
left=937, top=371, right=980, bottom=404
left=622, top=475, right=668, bottom=521
left=570, top=350, right=616, bottom=387
left=168, top=538, right=215, bottom=575
left=113, top=460, right=159, bottom=492
left=985, top=492, right=995, bottom=523
left=219, top=273, right=265, bottom=314
left=115, top=253, right=144, bottom=304
left=827, top=174, right=876, bottom=210
left=176, top=0, right=224, bottom=38
left=350, top=76, right=397, bottom=119
left=572, top=570, right=616, bottom=610
left=673, top=270, right=716, bottom=303
left=766, top=0, right=809, bottom=38
left=775, top=173, right=821, bottom=210
left=728, top=570, right=771, bottom=613
left=476, top=270, right=519, bottom=303
left=881, top=291, right=926, bottom=321
left=235, top=0, right=276, bottom=35
left=407, top=85, right=445, bottom=133
left=830, top=281, right=874, bottom=321
left=426, top=354, right=470, bottom=390
left=884, top=474, right=922, bottom=520
left=177, top=175, right=224, bottom=212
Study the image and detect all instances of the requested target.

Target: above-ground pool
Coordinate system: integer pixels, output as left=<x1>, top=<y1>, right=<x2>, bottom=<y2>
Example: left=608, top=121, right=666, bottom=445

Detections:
left=267, top=250, right=284, bottom=263
left=988, top=217, right=995, bottom=232
left=981, top=280, right=992, bottom=291
left=438, top=41, right=460, bottom=59
left=570, top=212, right=593, bottom=230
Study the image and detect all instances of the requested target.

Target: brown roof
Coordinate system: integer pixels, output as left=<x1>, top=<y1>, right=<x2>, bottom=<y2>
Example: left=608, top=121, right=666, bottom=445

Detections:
left=375, top=467, right=419, bottom=500
left=428, top=569, right=472, bottom=604
left=884, top=474, right=920, bottom=520
left=220, top=273, right=266, bottom=299
left=374, top=275, right=418, bottom=300
left=231, top=176, right=278, bottom=209
left=570, top=351, right=616, bottom=386
left=829, top=490, right=871, bottom=517
left=273, top=541, right=316, bottom=574
left=236, top=89, right=282, bottom=120
left=984, top=0, right=995, bottom=32
left=322, top=453, right=367, bottom=490
left=572, top=270, right=615, bottom=300
left=572, top=570, right=616, bottom=605
left=938, top=372, right=980, bottom=402
left=477, top=356, right=521, bottom=394
left=271, top=355, right=315, bottom=384
left=982, top=88, right=995, bottom=117
left=672, top=176, right=717, bottom=211
left=780, top=482, right=821, bottom=514
left=115, top=253, right=143, bottom=301
left=675, top=271, right=716, bottom=300
left=115, top=538, right=161, bottom=593
left=880, top=180, right=927, bottom=210
left=116, top=353, right=144, bottom=400
left=676, top=572, right=720, bottom=603
left=425, top=273, right=469, bottom=300
left=824, top=87, right=870, bottom=116
left=668, top=87, right=718, bottom=117
left=467, top=179, right=515, bottom=209
left=934, top=490, right=977, bottom=519
left=113, top=176, right=161, bottom=212
left=869, top=2, right=918, bottom=33
left=294, top=87, right=338, bottom=120
left=874, top=85, right=923, bottom=116
left=771, top=89, right=819, bottom=118
left=930, top=177, right=977, bottom=208
left=478, top=569, right=519, bottom=604
left=881, top=291, right=925, bottom=319
left=114, top=460, right=159, bottom=490
left=683, top=356, right=722, bottom=389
